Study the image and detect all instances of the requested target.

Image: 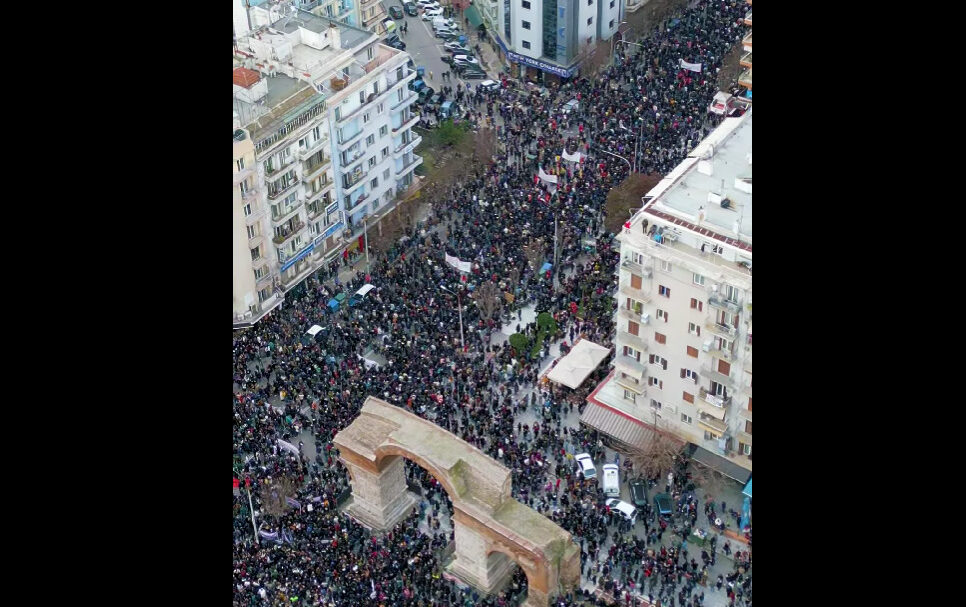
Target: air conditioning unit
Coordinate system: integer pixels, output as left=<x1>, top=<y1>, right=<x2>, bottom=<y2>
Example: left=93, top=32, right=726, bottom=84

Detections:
left=640, top=313, right=650, bottom=324
left=701, top=342, right=711, bottom=352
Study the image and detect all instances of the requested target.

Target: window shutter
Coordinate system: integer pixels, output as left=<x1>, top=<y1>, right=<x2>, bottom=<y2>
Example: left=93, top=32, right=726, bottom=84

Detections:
left=748, top=397, right=752, bottom=411
left=697, top=326, right=701, bottom=336
left=699, top=301, right=703, bottom=312
left=631, top=274, right=642, bottom=289
left=628, top=321, right=639, bottom=336
left=662, top=360, right=667, bottom=370
left=623, top=346, right=629, bottom=356
left=649, top=354, right=655, bottom=364
left=680, top=369, right=686, bottom=379
left=717, top=359, right=731, bottom=376
left=664, top=312, right=669, bottom=323
left=745, top=420, right=752, bottom=434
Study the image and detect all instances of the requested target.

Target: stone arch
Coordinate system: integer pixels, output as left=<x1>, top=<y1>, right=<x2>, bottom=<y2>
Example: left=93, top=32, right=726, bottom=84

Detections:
left=333, top=396, right=580, bottom=607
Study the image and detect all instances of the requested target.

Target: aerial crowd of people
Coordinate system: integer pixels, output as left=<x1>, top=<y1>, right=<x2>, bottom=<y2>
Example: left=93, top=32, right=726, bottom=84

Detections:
left=233, top=2, right=751, bottom=606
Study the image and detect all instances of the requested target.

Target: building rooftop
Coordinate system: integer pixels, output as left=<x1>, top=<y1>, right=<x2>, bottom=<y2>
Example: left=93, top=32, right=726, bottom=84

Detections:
left=240, top=74, right=324, bottom=147
left=275, top=9, right=373, bottom=49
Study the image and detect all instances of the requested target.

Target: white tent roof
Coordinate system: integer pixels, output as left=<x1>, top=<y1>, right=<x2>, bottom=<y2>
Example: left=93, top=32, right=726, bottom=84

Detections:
left=306, top=325, right=323, bottom=336
left=546, top=339, right=612, bottom=389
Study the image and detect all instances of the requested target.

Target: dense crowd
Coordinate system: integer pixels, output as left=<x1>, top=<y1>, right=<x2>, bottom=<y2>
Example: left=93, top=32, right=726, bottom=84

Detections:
left=233, top=2, right=751, bottom=606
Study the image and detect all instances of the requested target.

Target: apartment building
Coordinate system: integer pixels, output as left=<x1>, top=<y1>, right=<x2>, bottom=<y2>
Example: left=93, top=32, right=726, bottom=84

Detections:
left=585, top=110, right=752, bottom=482
left=624, top=0, right=647, bottom=13
left=739, top=0, right=751, bottom=98
left=232, top=7, right=420, bottom=326
left=486, top=0, right=623, bottom=82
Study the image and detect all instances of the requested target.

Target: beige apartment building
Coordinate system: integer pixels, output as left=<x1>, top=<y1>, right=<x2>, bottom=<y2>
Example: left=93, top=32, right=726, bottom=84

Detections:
left=584, top=110, right=752, bottom=483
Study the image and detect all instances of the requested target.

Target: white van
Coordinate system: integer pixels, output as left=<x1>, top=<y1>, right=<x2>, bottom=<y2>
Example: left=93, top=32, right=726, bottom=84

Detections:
left=602, top=464, right=620, bottom=498
left=605, top=498, right=638, bottom=525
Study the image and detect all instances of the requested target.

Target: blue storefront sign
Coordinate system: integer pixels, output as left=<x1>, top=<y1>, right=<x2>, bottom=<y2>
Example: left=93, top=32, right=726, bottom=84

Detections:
left=492, top=35, right=578, bottom=79
left=280, top=242, right=315, bottom=272
left=321, top=219, right=344, bottom=240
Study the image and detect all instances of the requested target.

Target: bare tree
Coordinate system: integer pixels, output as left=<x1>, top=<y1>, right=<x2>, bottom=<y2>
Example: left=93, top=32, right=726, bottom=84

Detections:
left=259, top=476, right=298, bottom=521
left=472, top=280, right=503, bottom=325
left=473, top=127, right=498, bottom=164
left=522, top=237, right=545, bottom=275
left=623, top=414, right=685, bottom=481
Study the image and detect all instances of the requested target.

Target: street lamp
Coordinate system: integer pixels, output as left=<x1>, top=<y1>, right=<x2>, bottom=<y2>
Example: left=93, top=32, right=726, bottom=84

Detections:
left=439, top=285, right=465, bottom=353
left=621, top=116, right=646, bottom=174
left=611, top=22, right=629, bottom=64
left=593, top=145, right=633, bottom=174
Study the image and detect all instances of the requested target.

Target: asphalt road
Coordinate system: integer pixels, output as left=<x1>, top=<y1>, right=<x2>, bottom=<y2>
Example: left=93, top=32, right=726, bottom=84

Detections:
left=384, top=2, right=491, bottom=90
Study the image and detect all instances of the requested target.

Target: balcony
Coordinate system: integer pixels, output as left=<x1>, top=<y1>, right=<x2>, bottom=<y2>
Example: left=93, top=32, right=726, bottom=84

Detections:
left=393, top=115, right=420, bottom=134
left=244, top=202, right=267, bottom=226
left=698, top=415, right=727, bottom=435
left=738, top=68, right=752, bottom=90
left=273, top=221, right=306, bottom=245
left=742, top=31, right=752, bottom=50
left=614, top=354, right=646, bottom=381
left=708, top=293, right=741, bottom=314
left=394, top=134, right=422, bottom=157
left=344, top=173, right=367, bottom=195
left=618, top=331, right=649, bottom=354
left=298, top=136, right=329, bottom=160
left=362, top=5, right=387, bottom=27
left=337, top=128, right=365, bottom=151
left=744, top=10, right=751, bottom=26
left=740, top=52, right=752, bottom=69
left=618, top=283, right=650, bottom=304
left=234, top=166, right=255, bottom=186
left=248, top=234, right=264, bottom=250
left=302, top=154, right=332, bottom=182
left=264, top=158, right=297, bottom=181
left=620, top=226, right=752, bottom=284
left=390, top=87, right=418, bottom=112
left=251, top=255, right=269, bottom=270
left=615, top=373, right=646, bottom=395
left=620, top=258, right=645, bottom=274
left=396, top=155, right=422, bottom=176
left=704, top=317, right=737, bottom=338
left=266, top=180, right=300, bottom=201
left=305, top=181, right=334, bottom=204
left=339, top=149, right=367, bottom=173
left=271, top=200, right=304, bottom=225
left=618, top=307, right=649, bottom=326
left=700, top=364, right=734, bottom=388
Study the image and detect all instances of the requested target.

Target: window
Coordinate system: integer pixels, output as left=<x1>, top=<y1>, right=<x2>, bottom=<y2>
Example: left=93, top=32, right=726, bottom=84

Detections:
left=660, top=260, right=672, bottom=272
left=650, top=399, right=662, bottom=410
left=690, top=298, right=703, bottom=311
left=610, top=0, right=615, bottom=6
left=657, top=309, right=668, bottom=322
left=377, top=103, right=384, bottom=113
left=687, top=346, right=698, bottom=358
left=649, top=377, right=663, bottom=389
left=627, top=321, right=639, bottom=336
left=360, top=90, right=367, bottom=103
left=364, top=112, right=371, bottom=124
left=587, top=17, right=593, bottom=25
left=250, top=247, right=260, bottom=261
left=683, top=392, right=694, bottom=404
left=688, top=323, right=701, bottom=336
left=649, top=354, right=668, bottom=370
left=236, top=158, right=246, bottom=171
left=254, top=266, right=266, bottom=280
left=632, top=252, right=645, bottom=264
left=748, top=397, right=752, bottom=411
left=716, top=337, right=731, bottom=352
left=370, top=178, right=379, bottom=188
left=725, top=284, right=739, bottom=303
left=247, top=225, right=256, bottom=239
left=681, top=369, right=698, bottom=383
left=243, top=203, right=252, bottom=217
left=522, top=21, right=531, bottom=29
left=383, top=168, right=390, bottom=180
left=609, top=20, right=614, bottom=28
left=693, top=273, right=705, bottom=286
left=522, top=0, right=531, bottom=7
left=522, top=40, right=531, bottom=49
left=623, top=390, right=636, bottom=402
left=367, top=47, right=374, bottom=60
left=704, top=431, right=719, bottom=441
left=630, top=274, right=642, bottom=289
left=659, top=285, right=671, bottom=298
left=623, top=345, right=641, bottom=361
left=368, top=157, right=376, bottom=169
left=379, top=125, right=388, bottom=137
left=741, top=443, right=752, bottom=456
left=654, top=332, right=666, bottom=344
left=745, top=420, right=752, bottom=434
left=680, top=414, right=692, bottom=424
left=366, top=134, right=375, bottom=146
left=382, top=146, right=390, bottom=159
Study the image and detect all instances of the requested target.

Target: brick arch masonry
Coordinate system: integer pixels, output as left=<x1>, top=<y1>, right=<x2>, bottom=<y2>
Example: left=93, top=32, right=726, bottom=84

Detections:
left=334, top=396, right=581, bottom=607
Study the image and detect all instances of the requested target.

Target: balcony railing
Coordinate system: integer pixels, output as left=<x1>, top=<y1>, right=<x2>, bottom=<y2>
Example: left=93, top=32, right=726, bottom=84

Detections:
left=339, top=149, right=366, bottom=173
left=708, top=293, right=741, bottom=313
left=337, top=129, right=365, bottom=151
left=264, top=157, right=297, bottom=180
left=394, top=134, right=422, bottom=156
left=390, top=89, right=418, bottom=112
left=302, top=155, right=332, bottom=181
left=245, top=205, right=267, bottom=225
left=271, top=200, right=304, bottom=224
left=704, top=318, right=737, bottom=338
left=699, top=387, right=732, bottom=409
left=700, top=364, right=734, bottom=388
left=618, top=283, right=650, bottom=304
left=266, top=180, right=300, bottom=200
left=344, top=174, right=367, bottom=195
left=395, top=155, right=422, bottom=176
left=273, top=221, right=306, bottom=245
left=298, top=137, right=329, bottom=160
left=392, top=115, right=419, bottom=134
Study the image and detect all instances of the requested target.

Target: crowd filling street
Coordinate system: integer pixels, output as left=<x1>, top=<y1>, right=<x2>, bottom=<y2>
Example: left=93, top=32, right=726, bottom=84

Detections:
left=233, top=2, right=751, bottom=606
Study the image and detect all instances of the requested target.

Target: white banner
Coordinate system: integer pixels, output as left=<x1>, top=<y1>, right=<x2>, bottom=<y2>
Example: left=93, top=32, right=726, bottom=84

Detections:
left=538, top=167, right=559, bottom=184
left=680, top=59, right=702, bottom=73
left=561, top=149, right=583, bottom=163
left=277, top=439, right=300, bottom=456
left=445, top=253, right=472, bottom=273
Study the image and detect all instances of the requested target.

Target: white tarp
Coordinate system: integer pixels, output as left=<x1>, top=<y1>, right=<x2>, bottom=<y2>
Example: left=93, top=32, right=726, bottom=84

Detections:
left=306, top=325, right=323, bottom=336
left=680, top=59, right=702, bottom=72
left=562, top=149, right=583, bottom=163
left=277, top=439, right=301, bottom=456
left=538, top=167, right=559, bottom=184
left=445, top=253, right=473, bottom=273
left=355, top=284, right=375, bottom=297
left=546, top=339, right=612, bottom=389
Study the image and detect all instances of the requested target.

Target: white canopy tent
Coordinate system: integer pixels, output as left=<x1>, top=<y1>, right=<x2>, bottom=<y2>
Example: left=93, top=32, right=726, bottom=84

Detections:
left=546, top=339, right=612, bottom=389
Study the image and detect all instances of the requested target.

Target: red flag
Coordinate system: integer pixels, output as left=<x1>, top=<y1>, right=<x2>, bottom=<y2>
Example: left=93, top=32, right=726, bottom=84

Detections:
left=233, top=478, right=240, bottom=489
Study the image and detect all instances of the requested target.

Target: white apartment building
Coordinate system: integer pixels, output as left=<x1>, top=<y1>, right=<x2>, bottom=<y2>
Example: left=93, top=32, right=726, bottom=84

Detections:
left=486, top=0, right=623, bottom=82
left=233, top=7, right=420, bottom=327
left=584, top=110, right=752, bottom=482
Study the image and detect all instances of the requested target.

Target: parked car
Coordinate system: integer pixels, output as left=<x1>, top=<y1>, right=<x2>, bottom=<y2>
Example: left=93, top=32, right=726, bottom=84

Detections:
left=654, top=493, right=673, bottom=518
left=416, top=0, right=439, bottom=7
left=434, top=27, right=457, bottom=38
left=408, top=78, right=425, bottom=92
left=602, top=464, right=620, bottom=498
left=452, top=54, right=479, bottom=66
left=575, top=453, right=596, bottom=480
left=478, top=79, right=500, bottom=92
left=444, top=42, right=471, bottom=54
left=417, top=86, right=435, bottom=102
left=384, top=35, right=406, bottom=50
left=403, top=2, right=418, bottom=16
left=389, top=6, right=404, bottom=19
left=460, top=70, right=487, bottom=80
left=629, top=478, right=648, bottom=508
left=605, top=499, right=638, bottom=525
left=561, top=99, right=579, bottom=114
left=436, top=31, right=459, bottom=42
left=422, top=8, right=444, bottom=19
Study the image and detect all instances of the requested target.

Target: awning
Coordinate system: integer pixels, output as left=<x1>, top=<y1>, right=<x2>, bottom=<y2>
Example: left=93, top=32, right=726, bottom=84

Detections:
left=465, top=4, right=484, bottom=29
left=580, top=402, right=658, bottom=449
left=742, top=477, right=752, bottom=498
left=686, top=444, right=751, bottom=484
left=698, top=418, right=727, bottom=434
left=736, top=430, right=753, bottom=446
left=546, top=339, right=611, bottom=389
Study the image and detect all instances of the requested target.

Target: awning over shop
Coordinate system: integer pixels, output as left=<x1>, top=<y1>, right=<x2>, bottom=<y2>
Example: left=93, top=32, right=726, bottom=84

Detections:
left=465, top=4, right=484, bottom=29
left=742, top=477, right=752, bottom=498
left=686, top=444, right=751, bottom=484
left=547, top=339, right=611, bottom=389
left=580, top=402, right=656, bottom=449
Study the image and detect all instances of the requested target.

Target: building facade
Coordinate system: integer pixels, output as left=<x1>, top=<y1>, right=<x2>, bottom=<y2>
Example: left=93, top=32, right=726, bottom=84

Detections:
left=233, top=6, right=420, bottom=327
left=487, top=0, right=623, bottom=82
left=739, top=0, right=751, bottom=97
left=586, top=110, right=752, bottom=478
